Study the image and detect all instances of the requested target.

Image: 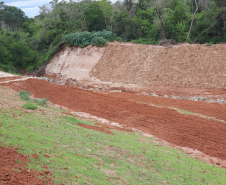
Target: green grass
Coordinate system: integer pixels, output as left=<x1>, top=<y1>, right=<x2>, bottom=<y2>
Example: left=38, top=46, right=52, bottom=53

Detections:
left=0, top=90, right=225, bottom=184
left=22, top=102, right=38, bottom=109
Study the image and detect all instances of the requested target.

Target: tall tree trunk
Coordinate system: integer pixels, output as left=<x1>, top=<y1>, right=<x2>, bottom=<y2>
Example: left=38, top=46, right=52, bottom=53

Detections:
left=186, top=0, right=201, bottom=42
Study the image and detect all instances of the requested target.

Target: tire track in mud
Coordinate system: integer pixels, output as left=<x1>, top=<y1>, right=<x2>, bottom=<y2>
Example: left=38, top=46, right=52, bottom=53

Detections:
left=1, top=78, right=226, bottom=162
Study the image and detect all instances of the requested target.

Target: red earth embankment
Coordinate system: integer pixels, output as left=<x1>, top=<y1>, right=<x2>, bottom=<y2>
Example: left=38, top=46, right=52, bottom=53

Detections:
left=2, top=79, right=226, bottom=163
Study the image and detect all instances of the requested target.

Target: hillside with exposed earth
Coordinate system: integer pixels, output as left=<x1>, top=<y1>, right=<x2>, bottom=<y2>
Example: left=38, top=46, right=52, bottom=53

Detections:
left=41, top=42, right=226, bottom=100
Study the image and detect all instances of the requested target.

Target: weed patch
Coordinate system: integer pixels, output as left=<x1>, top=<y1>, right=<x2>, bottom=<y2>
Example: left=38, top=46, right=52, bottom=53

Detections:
left=19, top=89, right=48, bottom=107
left=19, top=90, right=31, bottom=101
left=22, top=102, right=37, bottom=110
left=33, top=98, right=48, bottom=106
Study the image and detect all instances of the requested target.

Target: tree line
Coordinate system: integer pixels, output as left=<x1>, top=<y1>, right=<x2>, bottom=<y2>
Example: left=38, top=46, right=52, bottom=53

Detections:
left=0, top=0, right=225, bottom=73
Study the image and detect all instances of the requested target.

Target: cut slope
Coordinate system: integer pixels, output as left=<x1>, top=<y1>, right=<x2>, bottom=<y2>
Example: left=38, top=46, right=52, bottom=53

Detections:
left=45, top=45, right=105, bottom=82
left=90, top=43, right=226, bottom=89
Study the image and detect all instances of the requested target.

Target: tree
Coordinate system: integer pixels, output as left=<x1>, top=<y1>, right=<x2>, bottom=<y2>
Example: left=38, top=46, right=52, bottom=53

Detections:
left=186, top=0, right=202, bottom=42
left=99, top=0, right=113, bottom=30
left=154, top=0, right=172, bottom=40
left=84, top=2, right=105, bottom=31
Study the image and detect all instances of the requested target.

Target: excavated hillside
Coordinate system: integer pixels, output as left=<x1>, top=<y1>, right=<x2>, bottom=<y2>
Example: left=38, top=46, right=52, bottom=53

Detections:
left=43, top=42, right=226, bottom=97
left=90, top=43, right=226, bottom=89
left=45, top=45, right=105, bottom=82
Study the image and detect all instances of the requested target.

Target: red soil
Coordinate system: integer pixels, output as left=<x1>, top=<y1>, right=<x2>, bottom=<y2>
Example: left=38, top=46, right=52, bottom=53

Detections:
left=1, top=79, right=226, bottom=163
left=77, top=123, right=113, bottom=135
left=0, top=145, right=53, bottom=185
left=106, top=92, right=226, bottom=122
left=95, top=122, right=132, bottom=132
left=0, top=76, right=23, bottom=82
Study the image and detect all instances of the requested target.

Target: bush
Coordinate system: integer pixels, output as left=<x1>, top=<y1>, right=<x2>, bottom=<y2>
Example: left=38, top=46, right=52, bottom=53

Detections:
left=206, top=41, right=213, bottom=46
left=22, top=102, right=37, bottom=110
left=64, top=30, right=117, bottom=48
left=131, top=38, right=159, bottom=45
left=19, top=90, right=31, bottom=101
left=91, top=37, right=106, bottom=46
left=33, top=98, right=48, bottom=106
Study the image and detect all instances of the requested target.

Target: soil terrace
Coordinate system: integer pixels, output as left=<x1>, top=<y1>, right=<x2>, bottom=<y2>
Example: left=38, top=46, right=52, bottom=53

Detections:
left=1, top=78, right=226, bottom=163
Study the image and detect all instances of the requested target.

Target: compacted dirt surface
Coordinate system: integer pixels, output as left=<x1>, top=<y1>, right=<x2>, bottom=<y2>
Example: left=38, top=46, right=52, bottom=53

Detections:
left=0, top=76, right=23, bottom=82
left=107, top=92, right=226, bottom=122
left=0, top=145, right=53, bottom=185
left=2, top=79, right=226, bottom=165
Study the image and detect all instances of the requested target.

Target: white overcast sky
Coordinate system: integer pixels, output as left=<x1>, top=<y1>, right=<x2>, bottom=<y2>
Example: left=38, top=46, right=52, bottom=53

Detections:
left=4, top=0, right=65, bottom=18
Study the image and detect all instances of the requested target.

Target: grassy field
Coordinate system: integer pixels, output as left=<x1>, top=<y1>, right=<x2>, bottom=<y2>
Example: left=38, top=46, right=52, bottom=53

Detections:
left=0, top=86, right=225, bottom=184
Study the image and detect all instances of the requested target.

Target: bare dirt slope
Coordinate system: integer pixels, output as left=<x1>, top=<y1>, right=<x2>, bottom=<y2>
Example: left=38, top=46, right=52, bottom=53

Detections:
left=90, top=43, right=226, bottom=89
left=45, top=45, right=105, bottom=82
left=44, top=42, right=226, bottom=98
left=2, top=79, right=226, bottom=165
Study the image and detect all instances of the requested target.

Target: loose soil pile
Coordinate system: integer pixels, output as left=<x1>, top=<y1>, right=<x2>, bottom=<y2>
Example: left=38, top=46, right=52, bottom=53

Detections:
left=0, top=145, right=53, bottom=185
left=2, top=79, right=226, bottom=163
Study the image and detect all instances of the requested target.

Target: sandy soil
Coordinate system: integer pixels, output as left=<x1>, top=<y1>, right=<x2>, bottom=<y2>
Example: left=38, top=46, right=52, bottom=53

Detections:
left=2, top=79, right=226, bottom=166
left=45, top=45, right=105, bottom=81
left=0, top=71, right=16, bottom=78
left=0, top=145, right=53, bottom=185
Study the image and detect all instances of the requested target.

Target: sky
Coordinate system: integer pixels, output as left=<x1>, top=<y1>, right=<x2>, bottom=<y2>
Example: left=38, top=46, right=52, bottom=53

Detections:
left=4, top=0, right=57, bottom=18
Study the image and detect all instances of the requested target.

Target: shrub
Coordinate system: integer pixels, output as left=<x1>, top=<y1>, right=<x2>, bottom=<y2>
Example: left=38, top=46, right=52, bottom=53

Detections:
left=64, top=30, right=118, bottom=48
left=19, top=90, right=31, bottom=101
left=33, top=98, right=48, bottom=106
left=91, top=37, right=106, bottom=46
left=206, top=41, right=213, bottom=46
left=22, top=102, right=37, bottom=110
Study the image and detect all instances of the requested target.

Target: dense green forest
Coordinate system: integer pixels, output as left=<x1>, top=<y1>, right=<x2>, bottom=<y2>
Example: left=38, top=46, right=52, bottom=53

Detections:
left=0, top=0, right=226, bottom=73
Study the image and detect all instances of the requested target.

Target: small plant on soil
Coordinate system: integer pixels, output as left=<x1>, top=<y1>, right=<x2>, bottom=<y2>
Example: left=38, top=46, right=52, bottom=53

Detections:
left=22, top=102, right=37, bottom=110
left=33, top=98, right=48, bottom=106
left=206, top=41, right=213, bottom=46
left=19, top=90, right=31, bottom=101
left=19, top=89, right=48, bottom=106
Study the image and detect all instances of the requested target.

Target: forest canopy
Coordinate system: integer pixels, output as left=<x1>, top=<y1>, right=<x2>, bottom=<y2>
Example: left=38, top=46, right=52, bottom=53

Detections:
left=0, top=0, right=226, bottom=73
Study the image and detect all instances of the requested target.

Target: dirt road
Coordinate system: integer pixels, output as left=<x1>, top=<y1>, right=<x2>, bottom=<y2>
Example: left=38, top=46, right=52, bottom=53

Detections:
left=1, top=78, right=226, bottom=163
